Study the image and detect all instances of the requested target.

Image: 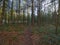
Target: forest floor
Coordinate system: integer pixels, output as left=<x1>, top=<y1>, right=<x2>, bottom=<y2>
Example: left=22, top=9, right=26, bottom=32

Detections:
left=0, top=24, right=60, bottom=45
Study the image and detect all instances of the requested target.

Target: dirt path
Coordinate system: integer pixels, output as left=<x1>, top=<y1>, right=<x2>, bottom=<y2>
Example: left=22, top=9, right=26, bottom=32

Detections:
left=0, top=28, right=35, bottom=45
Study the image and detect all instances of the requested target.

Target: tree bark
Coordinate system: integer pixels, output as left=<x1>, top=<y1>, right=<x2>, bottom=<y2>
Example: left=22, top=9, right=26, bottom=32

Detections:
left=1, top=0, right=5, bottom=25
left=11, top=0, right=13, bottom=24
left=37, top=0, right=41, bottom=26
left=18, top=0, right=20, bottom=24
left=31, top=0, right=34, bottom=26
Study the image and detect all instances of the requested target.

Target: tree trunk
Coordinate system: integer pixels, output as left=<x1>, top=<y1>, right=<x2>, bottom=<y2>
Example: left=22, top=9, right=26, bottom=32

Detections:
left=37, top=0, right=41, bottom=26
left=54, top=1, right=58, bottom=35
left=31, top=0, right=34, bottom=26
left=1, top=0, right=5, bottom=25
left=23, top=10, right=25, bottom=25
left=11, top=0, right=13, bottom=24
left=19, top=0, right=20, bottom=24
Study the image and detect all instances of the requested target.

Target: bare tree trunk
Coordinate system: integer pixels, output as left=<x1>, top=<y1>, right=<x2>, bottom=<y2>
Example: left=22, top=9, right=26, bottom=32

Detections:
left=53, top=1, right=58, bottom=35
left=23, top=9, right=25, bottom=25
left=11, top=0, right=13, bottom=24
left=31, top=0, right=34, bottom=26
left=55, top=0, right=60, bottom=35
left=18, top=0, right=20, bottom=24
left=19, top=0, right=20, bottom=16
left=58, top=0, right=60, bottom=25
left=1, top=0, right=5, bottom=25
left=37, top=0, right=41, bottom=26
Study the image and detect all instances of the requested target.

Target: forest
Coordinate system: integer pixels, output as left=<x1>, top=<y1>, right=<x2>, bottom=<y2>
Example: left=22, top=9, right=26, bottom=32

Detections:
left=0, top=0, right=60, bottom=45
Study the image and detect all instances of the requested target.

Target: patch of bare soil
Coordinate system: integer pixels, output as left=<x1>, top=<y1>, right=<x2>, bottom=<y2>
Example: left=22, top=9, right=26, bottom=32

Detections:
left=0, top=30, right=43, bottom=45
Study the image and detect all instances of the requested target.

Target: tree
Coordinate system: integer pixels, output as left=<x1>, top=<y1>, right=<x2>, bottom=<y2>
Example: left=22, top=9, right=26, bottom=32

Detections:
left=1, top=0, right=6, bottom=24
left=55, top=0, right=60, bottom=35
left=23, top=9, right=25, bottom=24
left=19, top=0, right=20, bottom=23
left=54, top=0, right=58, bottom=35
left=19, top=0, right=20, bottom=16
left=51, top=0, right=58, bottom=35
left=11, top=0, right=13, bottom=23
left=31, top=0, right=34, bottom=26
left=37, top=0, right=41, bottom=26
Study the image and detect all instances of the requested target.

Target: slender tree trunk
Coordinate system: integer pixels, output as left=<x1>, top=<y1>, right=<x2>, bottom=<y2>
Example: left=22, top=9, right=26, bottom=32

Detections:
left=18, top=0, right=20, bottom=24
left=58, top=0, right=60, bottom=25
left=11, top=0, right=13, bottom=24
left=27, top=5, right=30, bottom=25
left=37, top=0, right=41, bottom=26
left=54, top=1, right=58, bottom=35
left=23, top=9, right=26, bottom=25
left=1, top=0, right=5, bottom=25
left=27, top=13, right=30, bottom=25
left=55, top=0, right=60, bottom=35
left=19, top=0, right=20, bottom=15
left=31, top=0, right=34, bottom=26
